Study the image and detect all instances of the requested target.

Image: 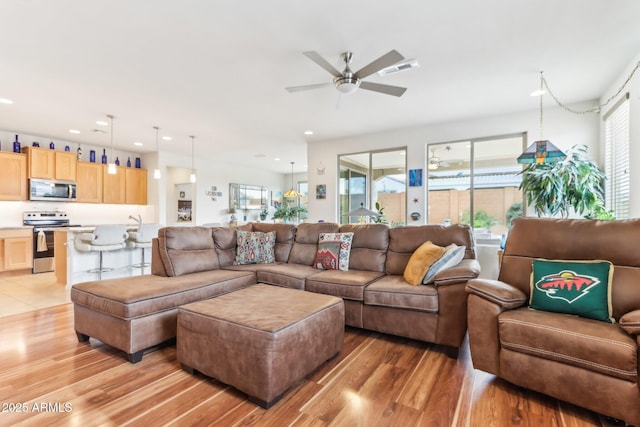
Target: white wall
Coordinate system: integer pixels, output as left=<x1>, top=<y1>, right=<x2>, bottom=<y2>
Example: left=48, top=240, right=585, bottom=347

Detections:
left=599, top=52, right=640, bottom=218
left=306, top=102, right=600, bottom=223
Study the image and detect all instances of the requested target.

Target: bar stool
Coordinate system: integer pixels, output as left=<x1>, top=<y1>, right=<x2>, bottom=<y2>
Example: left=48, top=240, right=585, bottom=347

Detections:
left=127, top=224, right=161, bottom=274
left=74, top=225, right=128, bottom=279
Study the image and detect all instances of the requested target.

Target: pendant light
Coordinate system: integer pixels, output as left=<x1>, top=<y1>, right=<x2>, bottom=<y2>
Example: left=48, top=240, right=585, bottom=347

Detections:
left=153, top=126, right=161, bottom=179
left=517, top=72, right=566, bottom=164
left=189, top=135, right=196, bottom=183
left=283, top=161, right=301, bottom=198
left=107, top=114, right=117, bottom=174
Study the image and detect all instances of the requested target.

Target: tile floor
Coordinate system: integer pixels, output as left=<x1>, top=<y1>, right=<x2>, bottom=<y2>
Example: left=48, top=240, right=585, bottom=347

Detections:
left=0, top=272, right=70, bottom=318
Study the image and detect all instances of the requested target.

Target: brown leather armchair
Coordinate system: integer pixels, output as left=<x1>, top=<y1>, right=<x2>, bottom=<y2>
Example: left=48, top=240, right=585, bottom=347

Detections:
left=466, top=217, right=640, bottom=425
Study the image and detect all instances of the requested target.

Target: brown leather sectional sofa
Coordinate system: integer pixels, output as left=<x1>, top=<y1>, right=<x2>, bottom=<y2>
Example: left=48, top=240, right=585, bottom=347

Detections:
left=72, top=221, right=480, bottom=363
left=466, top=218, right=640, bottom=425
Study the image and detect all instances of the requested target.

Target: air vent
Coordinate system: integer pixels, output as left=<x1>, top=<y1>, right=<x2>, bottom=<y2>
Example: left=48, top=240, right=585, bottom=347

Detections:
left=377, top=59, right=420, bottom=77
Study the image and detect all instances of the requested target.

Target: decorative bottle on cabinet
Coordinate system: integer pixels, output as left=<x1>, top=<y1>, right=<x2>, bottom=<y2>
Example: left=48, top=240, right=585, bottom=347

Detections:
left=135, top=157, right=141, bottom=168
left=115, top=157, right=120, bottom=166
left=77, top=145, right=82, bottom=160
left=127, top=157, right=131, bottom=167
left=13, top=135, right=20, bottom=153
left=101, top=149, right=107, bottom=164
left=49, top=141, right=55, bottom=149
left=89, top=150, right=95, bottom=163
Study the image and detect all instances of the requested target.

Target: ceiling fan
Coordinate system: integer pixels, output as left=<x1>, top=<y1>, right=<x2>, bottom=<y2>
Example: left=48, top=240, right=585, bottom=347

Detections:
left=286, top=50, right=408, bottom=97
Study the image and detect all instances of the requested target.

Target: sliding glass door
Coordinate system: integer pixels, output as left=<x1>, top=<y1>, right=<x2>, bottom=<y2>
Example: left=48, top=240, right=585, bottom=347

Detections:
left=339, top=148, right=406, bottom=224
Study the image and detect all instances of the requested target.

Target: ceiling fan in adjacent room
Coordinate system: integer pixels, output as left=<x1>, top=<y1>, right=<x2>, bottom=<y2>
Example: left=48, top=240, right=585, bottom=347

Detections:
left=285, top=50, right=412, bottom=97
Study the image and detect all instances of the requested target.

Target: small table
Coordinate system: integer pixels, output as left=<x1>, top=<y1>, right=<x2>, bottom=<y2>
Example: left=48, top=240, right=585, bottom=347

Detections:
left=177, top=284, right=345, bottom=408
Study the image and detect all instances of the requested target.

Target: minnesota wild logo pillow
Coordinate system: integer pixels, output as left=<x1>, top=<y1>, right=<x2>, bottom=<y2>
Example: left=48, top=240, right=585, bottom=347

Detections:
left=529, top=259, right=614, bottom=323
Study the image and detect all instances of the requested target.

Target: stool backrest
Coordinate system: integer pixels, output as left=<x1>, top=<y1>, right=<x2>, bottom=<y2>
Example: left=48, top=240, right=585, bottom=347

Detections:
left=92, top=225, right=129, bottom=246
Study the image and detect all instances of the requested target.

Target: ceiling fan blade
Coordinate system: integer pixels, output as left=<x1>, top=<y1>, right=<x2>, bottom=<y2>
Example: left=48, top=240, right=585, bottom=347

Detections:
left=285, top=82, right=332, bottom=93
left=354, top=50, right=405, bottom=79
left=359, top=81, right=407, bottom=97
left=303, top=51, right=342, bottom=77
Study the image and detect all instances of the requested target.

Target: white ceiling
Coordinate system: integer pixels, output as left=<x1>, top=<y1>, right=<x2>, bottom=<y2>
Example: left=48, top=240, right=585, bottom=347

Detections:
left=1, top=0, right=639, bottom=174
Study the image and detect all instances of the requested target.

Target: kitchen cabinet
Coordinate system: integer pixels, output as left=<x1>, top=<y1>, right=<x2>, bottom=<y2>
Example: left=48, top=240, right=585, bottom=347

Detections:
left=0, top=151, right=27, bottom=201
left=22, top=147, right=77, bottom=180
left=103, top=165, right=126, bottom=204
left=76, top=161, right=103, bottom=203
left=0, top=229, right=33, bottom=272
left=125, top=168, right=147, bottom=205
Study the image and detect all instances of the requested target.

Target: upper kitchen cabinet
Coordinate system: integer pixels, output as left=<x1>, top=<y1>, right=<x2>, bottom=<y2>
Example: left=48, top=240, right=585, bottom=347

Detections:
left=125, top=168, right=147, bottom=205
left=103, top=165, right=126, bottom=204
left=0, top=151, right=28, bottom=201
left=76, top=161, right=103, bottom=203
left=22, top=147, right=77, bottom=181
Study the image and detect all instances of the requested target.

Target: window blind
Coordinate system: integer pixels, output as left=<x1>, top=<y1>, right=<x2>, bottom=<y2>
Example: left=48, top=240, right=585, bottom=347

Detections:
left=604, top=93, right=630, bottom=218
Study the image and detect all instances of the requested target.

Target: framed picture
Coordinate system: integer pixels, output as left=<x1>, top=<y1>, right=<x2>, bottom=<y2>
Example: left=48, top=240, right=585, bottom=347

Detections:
left=179, top=191, right=186, bottom=199
left=409, top=169, right=423, bottom=187
left=316, top=184, right=326, bottom=199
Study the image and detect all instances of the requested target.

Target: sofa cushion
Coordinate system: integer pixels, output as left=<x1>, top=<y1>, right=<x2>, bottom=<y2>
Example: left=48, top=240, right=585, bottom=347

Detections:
left=70, top=270, right=256, bottom=319
left=314, top=232, right=354, bottom=271
left=288, top=223, right=340, bottom=266
left=158, top=227, right=219, bottom=277
left=234, top=230, right=276, bottom=265
left=255, top=263, right=319, bottom=289
left=499, top=308, right=637, bottom=382
left=338, top=223, right=389, bottom=272
left=530, top=259, right=614, bottom=323
left=364, top=275, right=439, bottom=313
left=403, top=241, right=445, bottom=285
left=422, top=244, right=466, bottom=284
left=253, top=223, right=296, bottom=263
left=306, top=269, right=385, bottom=301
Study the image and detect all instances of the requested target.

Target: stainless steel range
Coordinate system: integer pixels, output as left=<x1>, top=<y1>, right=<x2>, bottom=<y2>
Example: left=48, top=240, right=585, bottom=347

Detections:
left=23, top=211, right=72, bottom=274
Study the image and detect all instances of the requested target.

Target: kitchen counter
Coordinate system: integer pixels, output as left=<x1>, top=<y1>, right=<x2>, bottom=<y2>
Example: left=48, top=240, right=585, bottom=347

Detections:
left=54, top=224, right=161, bottom=286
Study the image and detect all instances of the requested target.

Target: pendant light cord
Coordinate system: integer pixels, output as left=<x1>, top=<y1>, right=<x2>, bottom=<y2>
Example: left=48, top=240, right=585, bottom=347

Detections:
left=539, top=71, right=544, bottom=141
left=542, top=59, right=640, bottom=114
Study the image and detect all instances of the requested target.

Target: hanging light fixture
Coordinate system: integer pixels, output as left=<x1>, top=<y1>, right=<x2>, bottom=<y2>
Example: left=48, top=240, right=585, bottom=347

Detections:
left=153, top=126, right=161, bottom=179
left=517, top=71, right=566, bottom=164
left=189, top=135, right=196, bottom=183
left=107, top=115, right=117, bottom=174
left=283, top=161, right=301, bottom=198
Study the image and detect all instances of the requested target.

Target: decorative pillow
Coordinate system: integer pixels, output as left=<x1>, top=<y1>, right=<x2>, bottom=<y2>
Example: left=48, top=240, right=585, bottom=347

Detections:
left=403, top=241, right=446, bottom=286
left=422, top=244, right=466, bottom=284
left=234, top=231, right=276, bottom=265
left=529, top=259, right=614, bottom=323
left=314, top=232, right=354, bottom=271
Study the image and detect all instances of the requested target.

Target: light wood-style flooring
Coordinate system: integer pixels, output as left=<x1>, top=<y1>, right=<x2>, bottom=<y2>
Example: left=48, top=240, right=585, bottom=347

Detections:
left=0, top=272, right=70, bottom=318
left=0, top=281, right=613, bottom=427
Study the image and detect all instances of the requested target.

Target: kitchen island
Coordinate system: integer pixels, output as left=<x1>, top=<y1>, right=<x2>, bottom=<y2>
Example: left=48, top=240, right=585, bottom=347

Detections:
left=54, top=225, right=158, bottom=286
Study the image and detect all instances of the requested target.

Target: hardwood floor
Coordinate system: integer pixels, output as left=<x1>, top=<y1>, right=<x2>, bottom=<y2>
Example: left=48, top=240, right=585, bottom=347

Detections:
left=0, top=304, right=611, bottom=427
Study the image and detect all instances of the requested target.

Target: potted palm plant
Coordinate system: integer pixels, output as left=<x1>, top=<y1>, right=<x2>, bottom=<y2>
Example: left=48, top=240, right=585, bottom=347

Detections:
left=520, top=144, right=611, bottom=219
left=273, top=204, right=308, bottom=224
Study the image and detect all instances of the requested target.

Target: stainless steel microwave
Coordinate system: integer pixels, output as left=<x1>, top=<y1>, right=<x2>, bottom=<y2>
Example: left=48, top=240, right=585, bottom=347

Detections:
left=29, top=179, right=77, bottom=202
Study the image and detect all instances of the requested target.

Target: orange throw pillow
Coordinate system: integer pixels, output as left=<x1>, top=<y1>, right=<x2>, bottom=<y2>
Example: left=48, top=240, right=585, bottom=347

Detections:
left=403, top=241, right=446, bottom=286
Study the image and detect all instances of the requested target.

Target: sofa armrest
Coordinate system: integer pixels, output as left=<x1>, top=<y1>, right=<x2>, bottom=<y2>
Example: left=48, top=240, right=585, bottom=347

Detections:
left=620, top=309, right=640, bottom=335
left=433, top=259, right=481, bottom=286
left=465, top=278, right=527, bottom=310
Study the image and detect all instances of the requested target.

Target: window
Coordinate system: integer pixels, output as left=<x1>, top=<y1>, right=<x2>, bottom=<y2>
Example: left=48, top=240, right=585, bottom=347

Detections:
left=339, top=149, right=406, bottom=225
left=427, top=134, right=525, bottom=240
left=604, top=93, right=630, bottom=219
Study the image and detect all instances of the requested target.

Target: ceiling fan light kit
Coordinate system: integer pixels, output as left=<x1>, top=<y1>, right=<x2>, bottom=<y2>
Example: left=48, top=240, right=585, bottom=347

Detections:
left=286, top=49, right=410, bottom=97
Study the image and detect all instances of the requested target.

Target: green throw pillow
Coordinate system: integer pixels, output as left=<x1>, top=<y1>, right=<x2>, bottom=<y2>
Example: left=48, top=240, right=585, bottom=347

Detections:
left=529, top=259, right=614, bottom=323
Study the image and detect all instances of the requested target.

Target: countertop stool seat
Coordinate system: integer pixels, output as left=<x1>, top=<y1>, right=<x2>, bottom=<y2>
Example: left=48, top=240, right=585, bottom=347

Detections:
left=74, top=225, right=128, bottom=280
left=127, top=224, right=161, bottom=274
left=177, top=284, right=345, bottom=408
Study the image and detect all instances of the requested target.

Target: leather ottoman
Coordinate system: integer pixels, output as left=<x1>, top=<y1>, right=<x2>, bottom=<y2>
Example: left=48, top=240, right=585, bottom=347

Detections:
left=177, top=284, right=345, bottom=408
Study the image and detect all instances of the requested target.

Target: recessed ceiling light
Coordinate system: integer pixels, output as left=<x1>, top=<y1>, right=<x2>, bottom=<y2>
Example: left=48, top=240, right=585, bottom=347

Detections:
left=303, top=130, right=314, bottom=135
left=530, top=89, right=546, bottom=97
left=162, top=136, right=172, bottom=141
left=69, top=129, right=81, bottom=134
left=96, top=120, right=108, bottom=126
left=274, top=157, right=280, bottom=161
left=133, top=141, right=143, bottom=147
left=254, top=153, right=266, bottom=158
left=0, top=98, right=14, bottom=105
left=93, top=129, right=106, bottom=134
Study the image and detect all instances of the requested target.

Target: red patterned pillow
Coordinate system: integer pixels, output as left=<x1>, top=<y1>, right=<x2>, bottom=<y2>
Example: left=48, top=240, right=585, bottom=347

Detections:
left=314, top=232, right=354, bottom=271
